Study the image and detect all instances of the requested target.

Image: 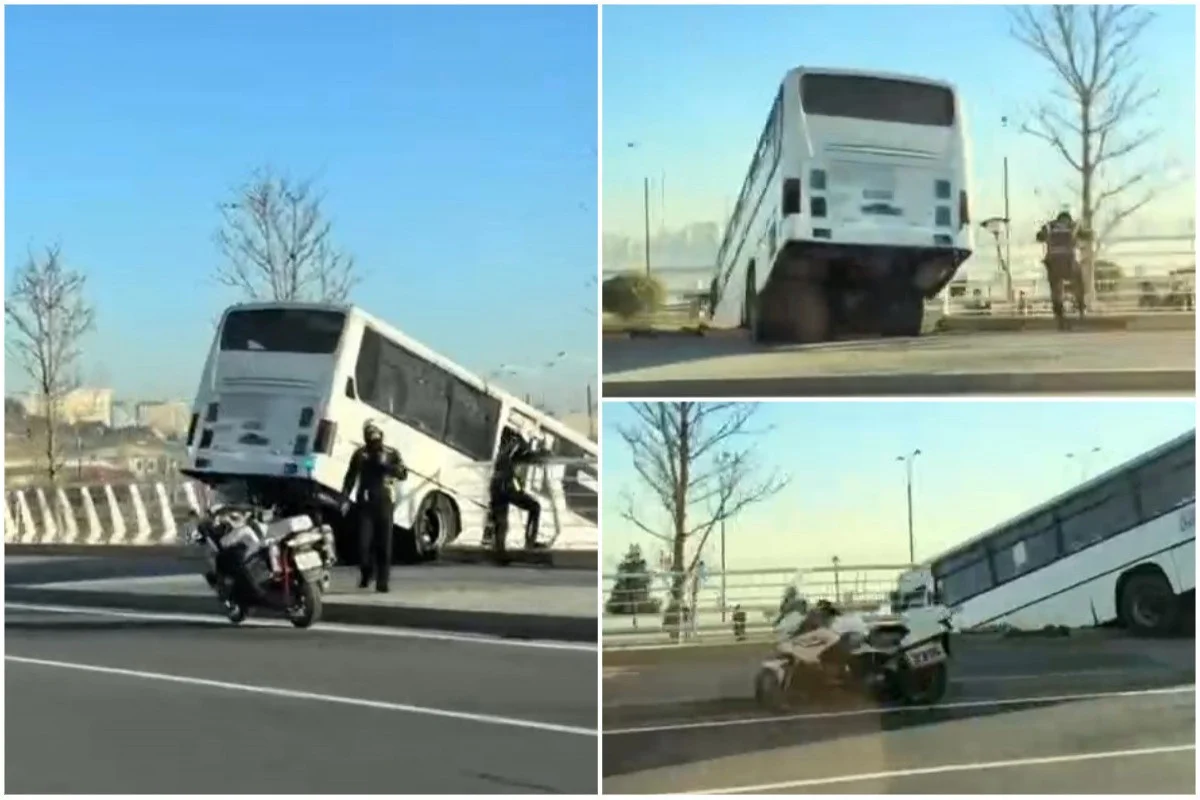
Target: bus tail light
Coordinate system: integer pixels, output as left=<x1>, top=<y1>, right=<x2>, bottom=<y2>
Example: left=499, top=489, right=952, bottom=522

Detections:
left=205, top=402, right=219, bottom=422
left=299, top=407, right=314, bottom=428
left=198, top=429, right=214, bottom=449
left=782, top=178, right=802, bottom=216
left=959, top=190, right=970, bottom=229
left=293, top=435, right=310, bottom=456
left=314, top=420, right=337, bottom=455
left=186, top=414, right=199, bottom=446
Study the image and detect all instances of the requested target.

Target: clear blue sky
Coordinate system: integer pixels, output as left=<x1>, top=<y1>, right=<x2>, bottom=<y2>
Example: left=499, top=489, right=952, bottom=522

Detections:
left=602, top=400, right=1197, bottom=573
left=603, top=4, right=1195, bottom=243
left=5, top=5, right=598, bottom=411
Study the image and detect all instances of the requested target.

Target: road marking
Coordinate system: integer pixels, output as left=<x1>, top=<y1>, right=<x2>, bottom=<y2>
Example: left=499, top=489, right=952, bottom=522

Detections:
left=681, top=743, right=1197, bottom=794
left=6, top=654, right=598, bottom=737
left=604, top=684, right=1196, bottom=736
left=4, top=602, right=595, bottom=654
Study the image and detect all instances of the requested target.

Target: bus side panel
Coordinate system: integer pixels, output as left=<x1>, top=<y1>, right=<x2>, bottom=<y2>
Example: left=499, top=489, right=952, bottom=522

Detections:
left=1166, top=504, right=1195, bottom=594
left=953, top=510, right=1189, bottom=631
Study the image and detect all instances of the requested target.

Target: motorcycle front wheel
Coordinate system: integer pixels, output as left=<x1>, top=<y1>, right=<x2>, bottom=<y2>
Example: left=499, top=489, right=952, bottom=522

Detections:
left=223, top=599, right=247, bottom=625
left=898, top=662, right=948, bottom=706
left=287, top=577, right=322, bottom=629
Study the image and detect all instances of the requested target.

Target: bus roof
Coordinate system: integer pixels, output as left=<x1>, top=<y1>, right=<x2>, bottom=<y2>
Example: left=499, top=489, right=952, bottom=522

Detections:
left=785, top=66, right=959, bottom=95
left=929, top=428, right=1195, bottom=570
left=218, top=301, right=596, bottom=456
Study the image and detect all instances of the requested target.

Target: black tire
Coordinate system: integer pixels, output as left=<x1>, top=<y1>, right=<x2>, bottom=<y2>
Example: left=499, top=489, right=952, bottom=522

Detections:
left=788, top=282, right=831, bottom=344
left=879, top=292, right=925, bottom=337
left=898, top=662, right=948, bottom=706
left=745, top=265, right=767, bottom=342
left=754, top=666, right=790, bottom=713
left=224, top=600, right=247, bottom=625
left=1120, top=572, right=1179, bottom=636
left=287, top=576, right=322, bottom=629
left=413, top=493, right=459, bottom=562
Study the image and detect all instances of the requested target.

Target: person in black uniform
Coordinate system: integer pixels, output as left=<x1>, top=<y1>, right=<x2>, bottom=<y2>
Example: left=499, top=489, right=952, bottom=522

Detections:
left=341, top=420, right=408, bottom=592
left=1036, top=210, right=1091, bottom=329
left=484, top=429, right=548, bottom=563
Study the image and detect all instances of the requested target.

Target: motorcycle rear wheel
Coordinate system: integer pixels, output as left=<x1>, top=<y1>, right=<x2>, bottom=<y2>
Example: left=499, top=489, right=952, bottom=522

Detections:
left=287, top=577, right=322, bottom=629
left=898, top=662, right=948, bottom=706
left=754, top=667, right=790, bottom=713
left=223, top=599, right=247, bottom=625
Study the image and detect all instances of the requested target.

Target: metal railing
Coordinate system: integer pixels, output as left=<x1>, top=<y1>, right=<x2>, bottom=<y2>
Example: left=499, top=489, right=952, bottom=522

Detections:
left=602, top=563, right=914, bottom=648
left=939, top=283, right=1196, bottom=318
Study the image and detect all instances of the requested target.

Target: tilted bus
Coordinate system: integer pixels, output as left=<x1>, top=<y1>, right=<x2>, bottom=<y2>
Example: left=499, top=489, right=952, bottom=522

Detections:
left=709, top=67, right=974, bottom=344
left=923, top=430, right=1194, bottom=635
left=182, top=302, right=598, bottom=561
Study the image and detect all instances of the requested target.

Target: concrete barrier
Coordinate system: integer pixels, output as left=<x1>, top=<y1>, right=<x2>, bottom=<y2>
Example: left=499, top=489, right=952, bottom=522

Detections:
left=4, top=479, right=596, bottom=565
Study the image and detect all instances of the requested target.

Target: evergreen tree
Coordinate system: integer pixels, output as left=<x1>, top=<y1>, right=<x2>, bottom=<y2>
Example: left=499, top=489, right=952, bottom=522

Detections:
left=605, top=544, right=661, bottom=615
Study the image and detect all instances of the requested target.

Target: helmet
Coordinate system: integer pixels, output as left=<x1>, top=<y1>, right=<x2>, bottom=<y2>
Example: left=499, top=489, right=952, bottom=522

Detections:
left=363, top=420, right=383, bottom=442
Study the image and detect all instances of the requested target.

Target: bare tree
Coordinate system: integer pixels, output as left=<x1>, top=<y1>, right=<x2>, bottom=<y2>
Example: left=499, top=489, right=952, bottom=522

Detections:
left=1011, top=5, right=1168, bottom=303
left=215, top=167, right=359, bottom=303
left=616, top=402, right=789, bottom=634
left=5, top=246, right=96, bottom=484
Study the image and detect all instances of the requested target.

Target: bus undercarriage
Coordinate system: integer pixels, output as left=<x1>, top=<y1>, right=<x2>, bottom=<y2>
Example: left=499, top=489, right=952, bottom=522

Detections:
left=744, top=241, right=970, bottom=343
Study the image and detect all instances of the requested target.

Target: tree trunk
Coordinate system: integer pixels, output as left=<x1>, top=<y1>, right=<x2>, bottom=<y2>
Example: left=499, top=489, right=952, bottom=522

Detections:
left=1080, top=107, right=1097, bottom=310
left=669, top=408, right=691, bottom=642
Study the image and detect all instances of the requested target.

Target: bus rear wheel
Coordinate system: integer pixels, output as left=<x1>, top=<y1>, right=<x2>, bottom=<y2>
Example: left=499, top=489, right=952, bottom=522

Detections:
left=1120, top=572, right=1179, bottom=636
left=879, top=291, right=925, bottom=338
left=782, top=280, right=831, bottom=344
left=409, top=492, right=459, bottom=563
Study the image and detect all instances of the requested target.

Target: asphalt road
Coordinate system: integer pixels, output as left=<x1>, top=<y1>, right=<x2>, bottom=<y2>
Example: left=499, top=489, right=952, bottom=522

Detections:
left=602, top=636, right=1195, bottom=793
left=602, top=330, right=1195, bottom=397
left=6, top=605, right=598, bottom=793
left=5, top=553, right=594, bottom=589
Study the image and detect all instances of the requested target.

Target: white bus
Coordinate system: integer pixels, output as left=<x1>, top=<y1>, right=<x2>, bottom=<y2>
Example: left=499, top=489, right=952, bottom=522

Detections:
left=925, top=430, right=1195, bottom=636
left=182, top=302, right=597, bottom=562
left=709, top=67, right=974, bottom=344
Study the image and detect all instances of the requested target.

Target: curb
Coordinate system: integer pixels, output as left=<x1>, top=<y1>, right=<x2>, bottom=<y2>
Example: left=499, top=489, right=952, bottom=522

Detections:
left=5, top=543, right=597, bottom=570
left=5, top=584, right=598, bottom=643
left=602, top=369, right=1195, bottom=398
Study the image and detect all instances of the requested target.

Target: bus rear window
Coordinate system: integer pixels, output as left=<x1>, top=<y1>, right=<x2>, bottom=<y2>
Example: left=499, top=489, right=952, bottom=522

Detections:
left=801, top=74, right=955, bottom=127
left=219, top=309, right=346, bottom=354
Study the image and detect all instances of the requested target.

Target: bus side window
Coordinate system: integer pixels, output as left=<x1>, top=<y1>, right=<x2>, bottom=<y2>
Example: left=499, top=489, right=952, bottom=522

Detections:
left=344, top=377, right=356, bottom=399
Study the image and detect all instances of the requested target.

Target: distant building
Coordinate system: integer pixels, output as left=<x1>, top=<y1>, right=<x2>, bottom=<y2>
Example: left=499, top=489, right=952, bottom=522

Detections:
left=19, top=387, right=113, bottom=426
left=136, top=401, right=190, bottom=440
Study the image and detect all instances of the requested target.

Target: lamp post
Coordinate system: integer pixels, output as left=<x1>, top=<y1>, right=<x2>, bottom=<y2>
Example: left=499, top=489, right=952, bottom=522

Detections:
left=1066, top=447, right=1102, bottom=482
left=896, top=449, right=922, bottom=564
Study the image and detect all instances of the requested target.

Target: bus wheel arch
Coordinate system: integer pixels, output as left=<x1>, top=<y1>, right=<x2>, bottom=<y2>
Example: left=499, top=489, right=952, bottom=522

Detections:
left=1115, top=565, right=1179, bottom=636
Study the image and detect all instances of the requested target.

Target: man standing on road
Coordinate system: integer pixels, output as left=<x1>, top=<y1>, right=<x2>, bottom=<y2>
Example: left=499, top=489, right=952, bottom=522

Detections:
left=341, top=420, right=408, bottom=592
left=1036, top=209, right=1091, bottom=330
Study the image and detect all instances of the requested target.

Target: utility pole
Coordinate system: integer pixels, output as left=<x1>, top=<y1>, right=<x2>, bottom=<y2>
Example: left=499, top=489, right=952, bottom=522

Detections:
left=719, top=517, right=727, bottom=623
left=643, top=176, right=652, bottom=275
left=897, top=449, right=922, bottom=564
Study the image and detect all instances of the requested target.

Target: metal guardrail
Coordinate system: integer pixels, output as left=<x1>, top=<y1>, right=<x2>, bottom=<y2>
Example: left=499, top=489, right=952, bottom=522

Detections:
left=940, top=285, right=1196, bottom=318
left=601, top=564, right=914, bottom=648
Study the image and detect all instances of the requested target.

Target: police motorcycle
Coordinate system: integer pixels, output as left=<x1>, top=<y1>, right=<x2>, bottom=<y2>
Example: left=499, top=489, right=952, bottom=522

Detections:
left=182, top=484, right=338, bottom=628
left=754, top=596, right=954, bottom=712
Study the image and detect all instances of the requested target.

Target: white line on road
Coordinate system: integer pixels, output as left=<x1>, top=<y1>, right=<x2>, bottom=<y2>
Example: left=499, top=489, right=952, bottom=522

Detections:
left=605, top=684, right=1196, bottom=736
left=4, top=602, right=596, bottom=654
left=6, top=654, right=598, bottom=737
left=679, top=743, right=1197, bottom=794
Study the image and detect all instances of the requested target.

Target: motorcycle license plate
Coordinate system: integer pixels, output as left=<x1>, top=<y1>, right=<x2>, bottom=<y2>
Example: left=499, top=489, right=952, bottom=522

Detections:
left=292, top=550, right=323, bottom=572
left=905, top=642, right=946, bottom=668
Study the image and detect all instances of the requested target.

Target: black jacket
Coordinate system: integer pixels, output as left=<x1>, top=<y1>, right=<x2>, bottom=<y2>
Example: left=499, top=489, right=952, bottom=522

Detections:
left=342, top=444, right=408, bottom=505
left=490, top=438, right=544, bottom=497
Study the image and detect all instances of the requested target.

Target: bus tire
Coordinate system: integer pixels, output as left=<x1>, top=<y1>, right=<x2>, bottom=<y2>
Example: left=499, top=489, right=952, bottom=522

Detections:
left=785, top=281, right=830, bottom=344
left=413, top=492, right=459, bottom=562
left=1119, top=571, right=1179, bottom=637
left=880, top=291, right=925, bottom=337
left=745, top=265, right=767, bottom=342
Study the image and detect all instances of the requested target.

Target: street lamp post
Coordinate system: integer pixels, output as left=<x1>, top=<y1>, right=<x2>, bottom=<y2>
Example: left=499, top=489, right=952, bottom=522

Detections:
left=1066, top=446, right=1102, bottom=482
left=896, top=449, right=922, bottom=564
